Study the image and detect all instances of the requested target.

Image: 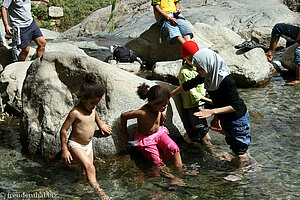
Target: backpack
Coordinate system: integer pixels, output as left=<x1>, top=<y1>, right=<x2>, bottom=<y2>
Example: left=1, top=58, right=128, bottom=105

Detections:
left=112, top=46, right=137, bottom=63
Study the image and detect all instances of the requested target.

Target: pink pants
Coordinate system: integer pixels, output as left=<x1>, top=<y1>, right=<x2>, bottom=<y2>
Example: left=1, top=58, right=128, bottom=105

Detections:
left=134, top=126, right=180, bottom=164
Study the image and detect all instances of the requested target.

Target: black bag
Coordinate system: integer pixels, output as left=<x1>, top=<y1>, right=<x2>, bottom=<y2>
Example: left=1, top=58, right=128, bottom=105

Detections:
left=112, top=46, right=137, bottom=63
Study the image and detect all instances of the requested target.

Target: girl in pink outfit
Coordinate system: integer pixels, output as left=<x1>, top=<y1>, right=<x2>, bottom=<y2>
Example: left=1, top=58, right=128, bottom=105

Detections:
left=119, top=83, right=183, bottom=180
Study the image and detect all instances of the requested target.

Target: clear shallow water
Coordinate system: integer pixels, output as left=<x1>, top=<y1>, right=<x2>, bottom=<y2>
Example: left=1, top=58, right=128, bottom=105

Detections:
left=0, top=71, right=299, bottom=199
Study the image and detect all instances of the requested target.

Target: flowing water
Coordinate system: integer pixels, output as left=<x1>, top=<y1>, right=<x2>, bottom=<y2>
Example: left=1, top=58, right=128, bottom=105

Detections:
left=0, top=51, right=299, bottom=199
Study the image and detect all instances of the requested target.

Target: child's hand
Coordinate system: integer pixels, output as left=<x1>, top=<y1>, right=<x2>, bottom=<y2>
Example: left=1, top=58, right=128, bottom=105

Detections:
left=117, top=132, right=129, bottom=146
left=161, top=113, right=167, bottom=124
left=169, top=17, right=179, bottom=25
left=62, top=150, right=73, bottom=165
left=100, top=124, right=113, bottom=135
left=193, top=108, right=214, bottom=119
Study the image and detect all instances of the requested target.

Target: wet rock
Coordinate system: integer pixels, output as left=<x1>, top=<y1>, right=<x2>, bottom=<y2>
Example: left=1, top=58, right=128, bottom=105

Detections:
left=280, top=43, right=299, bottom=71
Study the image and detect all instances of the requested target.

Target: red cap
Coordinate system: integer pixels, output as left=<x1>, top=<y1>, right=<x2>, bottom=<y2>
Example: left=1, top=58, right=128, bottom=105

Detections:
left=181, top=41, right=199, bottom=59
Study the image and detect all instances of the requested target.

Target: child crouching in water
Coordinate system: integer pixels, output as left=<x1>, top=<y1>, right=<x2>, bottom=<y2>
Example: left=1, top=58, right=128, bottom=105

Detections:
left=119, top=83, right=184, bottom=184
left=60, top=73, right=112, bottom=200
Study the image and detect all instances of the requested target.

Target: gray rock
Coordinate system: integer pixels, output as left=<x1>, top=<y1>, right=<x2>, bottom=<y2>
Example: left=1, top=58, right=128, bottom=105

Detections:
left=280, top=43, right=299, bottom=71
left=0, top=61, right=33, bottom=113
left=21, top=52, right=185, bottom=159
left=61, top=0, right=300, bottom=43
left=49, top=6, right=64, bottom=18
left=129, top=22, right=272, bottom=87
left=152, top=60, right=182, bottom=85
left=108, top=60, right=141, bottom=74
left=40, top=28, right=61, bottom=40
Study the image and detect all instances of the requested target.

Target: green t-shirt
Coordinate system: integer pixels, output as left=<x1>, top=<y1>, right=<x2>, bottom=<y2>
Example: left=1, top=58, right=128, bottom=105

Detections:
left=178, top=64, right=206, bottom=109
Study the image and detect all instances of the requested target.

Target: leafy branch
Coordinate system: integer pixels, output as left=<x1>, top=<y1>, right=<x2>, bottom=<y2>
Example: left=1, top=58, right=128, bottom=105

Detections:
left=107, top=0, right=117, bottom=33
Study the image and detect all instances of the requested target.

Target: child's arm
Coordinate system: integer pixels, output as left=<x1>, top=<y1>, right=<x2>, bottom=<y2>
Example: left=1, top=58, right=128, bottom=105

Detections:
left=297, top=29, right=300, bottom=45
left=160, top=112, right=167, bottom=125
left=95, top=111, right=113, bottom=135
left=200, top=96, right=213, bottom=105
left=60, top=112, right=75, bottom=164
left=175, top=1, right=181, bottom=12
left=153, top=4, right=179, bottom=25
left=119, top=110, right=142, bottom=146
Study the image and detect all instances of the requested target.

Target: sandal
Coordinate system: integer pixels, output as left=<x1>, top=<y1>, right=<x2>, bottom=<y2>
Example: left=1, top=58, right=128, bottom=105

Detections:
left=209, top=126, right=225, bottom=135
left=235, top=40, right=262, bottom=49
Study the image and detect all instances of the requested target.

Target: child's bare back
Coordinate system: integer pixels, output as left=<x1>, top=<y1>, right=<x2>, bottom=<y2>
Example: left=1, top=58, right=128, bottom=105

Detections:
left=136, top=104, right=162, bottom=135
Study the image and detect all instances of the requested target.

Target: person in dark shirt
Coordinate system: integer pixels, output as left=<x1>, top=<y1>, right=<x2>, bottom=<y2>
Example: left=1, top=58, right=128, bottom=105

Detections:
left=172, top=41, right=251, bottom=169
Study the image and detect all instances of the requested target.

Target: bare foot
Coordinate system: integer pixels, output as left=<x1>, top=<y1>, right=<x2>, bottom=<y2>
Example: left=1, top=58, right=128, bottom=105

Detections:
left=94, top=188, right=111, bottom=200
left=265, top=51, right=274, bottom=62
left=286, top=80, right=300, bottom=85
left=91, top=182, right=111, bottom=200
left=169, top=177, right=186, bottom=189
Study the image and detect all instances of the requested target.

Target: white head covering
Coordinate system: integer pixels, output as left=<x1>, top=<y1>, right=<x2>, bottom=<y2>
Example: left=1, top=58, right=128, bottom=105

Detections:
left=192, top=48, right=230, bottom=91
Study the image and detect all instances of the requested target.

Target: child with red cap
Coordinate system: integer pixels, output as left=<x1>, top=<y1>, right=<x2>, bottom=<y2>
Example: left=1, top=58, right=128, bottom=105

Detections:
left=173, top=41, right=252, bottom=171
left=178, top=41, right=211, bottom=145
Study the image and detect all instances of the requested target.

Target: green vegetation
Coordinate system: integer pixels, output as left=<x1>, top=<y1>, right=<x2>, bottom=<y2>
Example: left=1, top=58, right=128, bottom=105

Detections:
left=31, top=0, right=113, bottom=32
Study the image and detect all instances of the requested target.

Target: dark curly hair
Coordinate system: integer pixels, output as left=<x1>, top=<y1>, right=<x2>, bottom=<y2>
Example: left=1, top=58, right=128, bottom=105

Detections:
left=137, top=83, right=170, bottom=104
left=76, top=73, right=106, bottom=99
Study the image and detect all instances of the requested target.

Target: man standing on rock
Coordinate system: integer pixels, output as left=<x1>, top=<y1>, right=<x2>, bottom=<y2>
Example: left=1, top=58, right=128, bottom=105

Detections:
left=1, top=0, right=49, bottom=62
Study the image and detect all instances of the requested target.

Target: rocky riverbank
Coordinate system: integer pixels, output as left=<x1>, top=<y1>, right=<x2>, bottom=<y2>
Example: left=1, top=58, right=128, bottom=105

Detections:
left=0, top=0, right=300, bottom=159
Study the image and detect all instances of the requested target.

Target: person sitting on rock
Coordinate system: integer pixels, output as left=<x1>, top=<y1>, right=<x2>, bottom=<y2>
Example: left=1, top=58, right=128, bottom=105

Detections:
left=60, top=73, right=112, bottom=200
left=152, top=0, right=193, bottom=45
left=265, top=23, right=300, bottom=85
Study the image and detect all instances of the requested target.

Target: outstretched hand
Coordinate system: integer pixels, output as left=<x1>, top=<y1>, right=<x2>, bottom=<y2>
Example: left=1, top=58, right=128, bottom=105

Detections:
left=193, top=108, right=214, bottom=119
left=100, top=124, right=113, bottom=135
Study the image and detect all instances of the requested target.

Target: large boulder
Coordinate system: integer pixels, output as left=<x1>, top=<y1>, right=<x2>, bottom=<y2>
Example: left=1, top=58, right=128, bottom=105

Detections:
left=280, top=43, right=299, bottom=71
left=61, top=0, right=300, bottom=45
left=125, top=22, right=213, bottom=66
left=60, top=0, right=152, bottom=39
left=131, top=22, right=273, bottom=87
left=0, top=61, right=33, bottom=113
left=0, top=44, right=88, bottom=114
left=21, top=52, right=185, bottom=159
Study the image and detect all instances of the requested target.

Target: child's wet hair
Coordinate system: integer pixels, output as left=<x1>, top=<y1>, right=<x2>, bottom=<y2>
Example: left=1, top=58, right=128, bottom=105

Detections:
left=76, top=73, right=106, bottom=99
left=137, top=83, right=171, bottom=104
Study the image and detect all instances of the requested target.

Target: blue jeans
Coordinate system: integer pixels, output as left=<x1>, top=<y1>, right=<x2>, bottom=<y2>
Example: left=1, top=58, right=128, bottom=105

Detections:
left=272, top=23, right=300, bottom=65
left=157, top=13, right=193, bottom=45
left=221, top=111, right=251, bottom=155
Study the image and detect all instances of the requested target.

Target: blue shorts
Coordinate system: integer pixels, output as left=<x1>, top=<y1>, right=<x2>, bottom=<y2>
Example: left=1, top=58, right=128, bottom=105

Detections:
left=157, top=13, right=193, bottom=44
left=294, top=45, right=300, bottom=66
left=19, top=21, right=43, bottom=49
left=221, top=111, right=251, bottom=155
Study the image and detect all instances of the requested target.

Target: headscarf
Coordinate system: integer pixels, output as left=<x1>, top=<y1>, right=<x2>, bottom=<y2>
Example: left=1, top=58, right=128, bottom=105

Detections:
left=192, top=48, right=230, bottom=91
left=181, top=41, right=199, bottom=59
